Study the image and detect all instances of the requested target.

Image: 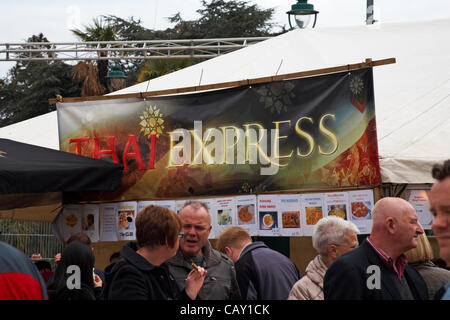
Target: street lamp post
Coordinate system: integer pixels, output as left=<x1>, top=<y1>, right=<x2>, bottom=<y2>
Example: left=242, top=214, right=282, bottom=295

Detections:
left=105, top=61, right=127, bottom=92
left=286, top=0, right=319, bottom=29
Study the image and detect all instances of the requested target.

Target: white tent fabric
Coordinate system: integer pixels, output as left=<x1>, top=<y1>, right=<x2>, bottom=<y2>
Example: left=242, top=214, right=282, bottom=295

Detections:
left=0, top=111, right=59, bottom=150
left=1, top=19, right=449, bottom=184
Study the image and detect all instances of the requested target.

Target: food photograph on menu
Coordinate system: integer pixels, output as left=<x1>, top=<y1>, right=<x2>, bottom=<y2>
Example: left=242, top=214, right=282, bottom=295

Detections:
left=237, top=204, right=255, bottom=225
left=118, top=210, right=134, bottom=230
left=282, top=211, right=300, bottom=228
left=217, top=208, right=233, bottom=226
left=327, top=204, right=347, bottom=219
left=259, top=211, right=278, bottom=230
left=305, top=206, right=323, bottom=225
left=82, top=213, right=95, bottom=231
left=350, top=201, right=372, bottom=220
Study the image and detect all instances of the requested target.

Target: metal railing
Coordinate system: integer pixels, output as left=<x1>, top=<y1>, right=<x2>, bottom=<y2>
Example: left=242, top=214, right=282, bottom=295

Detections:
left=0, top=219, right=64, bottom=270
left=0, top=37, right=271, bottom=62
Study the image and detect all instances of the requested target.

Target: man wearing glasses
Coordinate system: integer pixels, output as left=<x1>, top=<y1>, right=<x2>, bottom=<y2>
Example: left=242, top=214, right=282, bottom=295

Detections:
left=167, top=201, right=241, bottom=300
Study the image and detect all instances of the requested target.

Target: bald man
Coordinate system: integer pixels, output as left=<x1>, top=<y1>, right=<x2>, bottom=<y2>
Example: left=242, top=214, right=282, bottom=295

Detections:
left=429, top=159, right=450, bottom=299
left=324, top=197, right=428, bottom=300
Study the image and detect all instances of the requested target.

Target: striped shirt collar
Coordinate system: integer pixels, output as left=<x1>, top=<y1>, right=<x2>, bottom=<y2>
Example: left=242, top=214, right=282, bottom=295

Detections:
left=366, top=237, right=408, bottom=279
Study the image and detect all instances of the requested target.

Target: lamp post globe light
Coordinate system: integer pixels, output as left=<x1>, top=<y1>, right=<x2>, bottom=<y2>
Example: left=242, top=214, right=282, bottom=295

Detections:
left=106, top=61, right=127, bottom=92
left=287, top=0, right=319, bottom=29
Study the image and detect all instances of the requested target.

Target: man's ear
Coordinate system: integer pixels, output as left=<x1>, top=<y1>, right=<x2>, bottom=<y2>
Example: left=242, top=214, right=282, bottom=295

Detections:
left=327, top=244, right=337, bottom=259
left=224, top=246, right=233, bottom=259
left=385, top=217, right=397, bottom=234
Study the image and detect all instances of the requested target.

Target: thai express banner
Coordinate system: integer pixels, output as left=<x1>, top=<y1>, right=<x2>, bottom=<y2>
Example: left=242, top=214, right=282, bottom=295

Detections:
left=57, top=68, right=381, bottom=201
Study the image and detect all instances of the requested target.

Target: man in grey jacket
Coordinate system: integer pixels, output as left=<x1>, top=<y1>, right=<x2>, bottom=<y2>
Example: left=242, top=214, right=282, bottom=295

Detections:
left=167, top=201, right=241, bottom=300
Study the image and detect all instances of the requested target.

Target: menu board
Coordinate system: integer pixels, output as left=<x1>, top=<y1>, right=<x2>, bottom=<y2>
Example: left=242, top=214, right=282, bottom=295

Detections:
left=154, top=200, right=176, bottom=212
left=406, top=189, right=433, bottom=230
left=137, top=200, right=155, bottom=214
left=82, top=204, right=99, bottom=243
left=100, top=203, right=118, bottom=242
left=324, top=192, right=349, bottom=221
left=55, top=189, right=376, bottom=242
left=175, top=200, right=187, bottom=214
left=301, top=194, right=325, bottom=236
left=279, top=194, right=302, bottom=237
left=214, top=197, right=236, bottom=236
left=197, top=198, right=218, bottom=239
left=117, top=201, right=137, bottom=241
left=348, top=189, right=374, bottom=234
left=61, top=204, right=82, bottom=242
left=235, top=195, right=258, bottom=236
left=257, top=195, right=280, bottom=236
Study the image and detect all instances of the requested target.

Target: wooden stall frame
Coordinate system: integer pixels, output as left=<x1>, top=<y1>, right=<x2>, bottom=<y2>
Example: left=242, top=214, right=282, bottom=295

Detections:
left=49, top=57, right=395, bottom=104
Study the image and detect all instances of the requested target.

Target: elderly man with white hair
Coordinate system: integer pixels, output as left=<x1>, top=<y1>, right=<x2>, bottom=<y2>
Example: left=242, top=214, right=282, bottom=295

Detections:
left=288, top=216, right=359, bottom=300
left=324, top=197, right=428, bottom=300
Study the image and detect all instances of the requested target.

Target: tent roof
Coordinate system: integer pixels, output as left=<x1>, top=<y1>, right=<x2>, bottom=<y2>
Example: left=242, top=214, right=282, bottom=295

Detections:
left=0, top=110, right=58, bottom=150
left=0, top=138, right=123, bottom=194
left=1, top=19, right=449, bottom=184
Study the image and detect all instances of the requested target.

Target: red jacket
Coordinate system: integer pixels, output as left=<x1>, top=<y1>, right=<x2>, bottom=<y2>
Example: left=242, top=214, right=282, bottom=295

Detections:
left=0, top=241, right=48, bottom=300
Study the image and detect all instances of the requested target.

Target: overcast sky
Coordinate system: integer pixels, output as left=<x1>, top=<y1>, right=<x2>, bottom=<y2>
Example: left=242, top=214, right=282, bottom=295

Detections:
left=1, top=0, right=450, bottom=77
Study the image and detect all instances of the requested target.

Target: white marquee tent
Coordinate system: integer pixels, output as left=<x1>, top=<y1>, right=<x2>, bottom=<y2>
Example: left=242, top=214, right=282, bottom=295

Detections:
left=1, top=19, right=450, bottom=185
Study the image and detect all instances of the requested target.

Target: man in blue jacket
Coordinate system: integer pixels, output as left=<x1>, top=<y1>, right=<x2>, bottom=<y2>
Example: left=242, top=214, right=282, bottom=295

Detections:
left=216, top=226, right=301, bottom=300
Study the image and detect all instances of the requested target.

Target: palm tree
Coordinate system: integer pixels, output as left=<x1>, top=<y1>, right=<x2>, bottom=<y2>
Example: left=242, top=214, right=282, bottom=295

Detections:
left=71, top=18, right=118, bottom=93
left=136, top=59, right=194, bottom=83
left=72, top=61, right=106, bottom=96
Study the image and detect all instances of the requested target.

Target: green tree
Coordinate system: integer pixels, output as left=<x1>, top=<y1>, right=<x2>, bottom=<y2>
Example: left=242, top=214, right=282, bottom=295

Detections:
left=71, top=17, right=118, bottom=90
left=0, top=34, right=81, bottom=127
left=104, top=1, right=280, bottom=85
left=136, top=59, right=194, bottom=83
left=167, top=0, right=278, bottom=39
left=1, top=2, right=280, bottom=126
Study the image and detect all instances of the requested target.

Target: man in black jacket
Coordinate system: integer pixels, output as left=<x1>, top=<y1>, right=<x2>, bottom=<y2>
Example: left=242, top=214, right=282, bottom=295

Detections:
left=324, top=197, right=428, bottom=300
left=216, top=226, right=301, bottom=300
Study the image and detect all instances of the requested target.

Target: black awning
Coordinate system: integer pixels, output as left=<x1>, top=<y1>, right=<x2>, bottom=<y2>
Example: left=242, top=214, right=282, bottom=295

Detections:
left=0, top=138, right=123, bottom=195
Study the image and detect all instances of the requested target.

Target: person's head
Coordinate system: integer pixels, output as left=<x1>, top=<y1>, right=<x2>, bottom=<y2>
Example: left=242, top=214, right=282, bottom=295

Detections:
left=109, top=252, right=120, bottom=264
left=405, top=231, right=434, bottom=264
left=371, top=197, right=424, bottom=254
left=430, top=159, right=450, bottom=264
left=34, top=260, right=52, bottom=272
left=312, top=216, right=359, bottom=267
left=48, top=241, right=95, bottom=291
left=67, top=233, right=92, bottom=246
left=216, top=226, right=252, bottom=263
left=135, top=205, right=181, bottom=256
left=178, top=201, right=212, bottom=257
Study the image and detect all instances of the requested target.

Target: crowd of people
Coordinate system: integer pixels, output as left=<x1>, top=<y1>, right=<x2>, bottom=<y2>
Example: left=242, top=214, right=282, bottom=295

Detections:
left=0, top=159, right=449, bottom=301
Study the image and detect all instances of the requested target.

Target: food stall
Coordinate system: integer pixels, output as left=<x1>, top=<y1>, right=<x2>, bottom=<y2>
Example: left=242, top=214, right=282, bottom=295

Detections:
left=51, top=59, right=391, bottom=272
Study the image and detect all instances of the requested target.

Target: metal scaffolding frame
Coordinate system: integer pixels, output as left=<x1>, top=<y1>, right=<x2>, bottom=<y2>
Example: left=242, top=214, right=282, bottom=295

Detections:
left=0, top=37, right=271, bottom=62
